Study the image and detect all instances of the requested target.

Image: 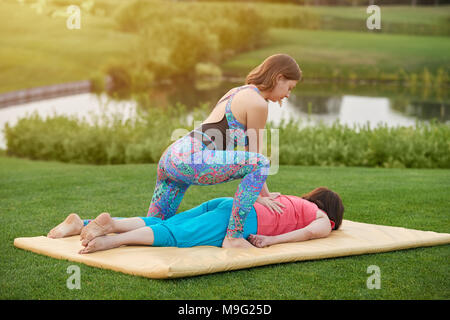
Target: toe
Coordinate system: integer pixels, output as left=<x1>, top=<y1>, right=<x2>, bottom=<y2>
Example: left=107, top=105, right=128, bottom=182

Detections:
left=83, top=240, right=96, bottom=253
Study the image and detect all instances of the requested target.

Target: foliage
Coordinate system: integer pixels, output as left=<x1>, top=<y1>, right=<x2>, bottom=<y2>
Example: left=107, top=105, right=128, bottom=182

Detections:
left=4, top=104, right=449, bottom=168
left=106, top=0, right=268, bottom=90
left=274, top=119, right=450, bottom=168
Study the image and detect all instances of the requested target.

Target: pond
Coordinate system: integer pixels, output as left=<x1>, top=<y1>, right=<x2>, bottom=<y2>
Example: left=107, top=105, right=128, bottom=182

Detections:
left=0, top=80, right=448, bottom=149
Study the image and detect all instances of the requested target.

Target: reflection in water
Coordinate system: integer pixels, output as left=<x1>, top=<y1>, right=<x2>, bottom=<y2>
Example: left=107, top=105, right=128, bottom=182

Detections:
left=0, top=81, right=448, bottom=149
left=338, top=96, right=417, bottom=128
left=267, top=95, right=342, bottom=126
left=138, top=80, right=449, bottom=125
left=392, top=99, right=449, bottom=122
left=268, top=95, right=419, bottom=128
left=0, top=93, right=137, bottom=149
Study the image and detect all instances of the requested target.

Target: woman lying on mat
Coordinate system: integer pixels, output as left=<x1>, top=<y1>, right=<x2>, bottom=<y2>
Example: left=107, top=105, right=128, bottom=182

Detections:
left=47, top=187, right=344, bottom=254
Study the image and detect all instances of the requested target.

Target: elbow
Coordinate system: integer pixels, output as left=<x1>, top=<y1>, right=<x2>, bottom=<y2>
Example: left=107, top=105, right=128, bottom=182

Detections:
left=319, top=228, right=332, bottom=239
left=309, top=224, right=332, bottom=240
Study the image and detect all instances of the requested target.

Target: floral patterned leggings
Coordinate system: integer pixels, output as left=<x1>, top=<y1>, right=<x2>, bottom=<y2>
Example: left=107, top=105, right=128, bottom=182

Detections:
left=147, top=134, right=270, bottom=238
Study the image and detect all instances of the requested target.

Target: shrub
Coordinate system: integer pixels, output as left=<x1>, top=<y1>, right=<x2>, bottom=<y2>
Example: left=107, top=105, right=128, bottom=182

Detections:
left=276, top=119, right=450, bottom=169
left=4, top=106, right=449, bottom=168
left=110, top=0, right=268, bottom=86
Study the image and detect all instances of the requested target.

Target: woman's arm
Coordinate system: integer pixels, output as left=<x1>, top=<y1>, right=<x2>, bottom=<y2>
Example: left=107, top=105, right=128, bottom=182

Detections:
left=259, top=181, right=270, bottom=197
left=272, top=217, right=332, bottom=244
left=248, top=213, right=332, bottom=248
left=245, top=98, right=268, bottom=155
left=245, top=100, right=276, bottom=199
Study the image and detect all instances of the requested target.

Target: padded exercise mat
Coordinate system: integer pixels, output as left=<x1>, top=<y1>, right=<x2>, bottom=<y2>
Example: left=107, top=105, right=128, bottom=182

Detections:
left=14, top=220, right=450, bottom=279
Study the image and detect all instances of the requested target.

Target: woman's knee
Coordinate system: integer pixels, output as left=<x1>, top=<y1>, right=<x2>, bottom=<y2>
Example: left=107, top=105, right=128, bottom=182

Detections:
left=250, top=153, right=270, bottom=174
left=150, top=224, right=177, bottom=247
left=257, top=153, right=270, bottom=168
left=206, top=197, right=233, bottom=211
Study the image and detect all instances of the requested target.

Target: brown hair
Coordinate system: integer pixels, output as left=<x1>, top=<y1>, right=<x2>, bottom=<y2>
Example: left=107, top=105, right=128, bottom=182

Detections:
left=301, top=187, right=344, bottom=230
left=245, top=53, right=302, bottom=92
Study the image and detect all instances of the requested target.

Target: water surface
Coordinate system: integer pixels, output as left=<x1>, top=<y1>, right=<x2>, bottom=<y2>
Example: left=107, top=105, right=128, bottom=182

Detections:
left=1, top=81, right=447, bottom=149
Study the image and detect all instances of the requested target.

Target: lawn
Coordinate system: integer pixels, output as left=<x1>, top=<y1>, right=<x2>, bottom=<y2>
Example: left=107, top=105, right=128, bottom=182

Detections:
left=221, top=27, right=450, bottom=80
left=1, top=155, right=449, bottom=299
left=0, top=1, right=137, bottom=93
left=305, top=4, right=450, bottom=29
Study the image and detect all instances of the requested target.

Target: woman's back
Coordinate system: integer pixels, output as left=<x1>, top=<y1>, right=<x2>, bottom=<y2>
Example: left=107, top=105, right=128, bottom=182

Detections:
left=194, top=85, right=268, bottom=150
left=203, top=85, right=267, bottom=128
left=254, top=195, right=334, bottom=236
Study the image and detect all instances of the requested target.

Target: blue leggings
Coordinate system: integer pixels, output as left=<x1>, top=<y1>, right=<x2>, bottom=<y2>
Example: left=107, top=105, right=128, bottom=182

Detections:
left=144, top=197, right=257, bottom=247
left=147, top=135, right=269, bottom=239
left=83, top=198, right=257, bottom=248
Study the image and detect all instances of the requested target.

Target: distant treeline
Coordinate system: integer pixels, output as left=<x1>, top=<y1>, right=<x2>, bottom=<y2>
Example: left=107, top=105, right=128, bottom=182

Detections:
left=194, top=0, right=448, bottom=6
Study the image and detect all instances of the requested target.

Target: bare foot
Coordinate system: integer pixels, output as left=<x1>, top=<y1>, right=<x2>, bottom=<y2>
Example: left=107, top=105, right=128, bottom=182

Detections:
left=47, top=213, right=83, bottom=239
left=78, top=236, right=119, bottom=254
left=80, top=212, right=114, bottom=245
left=221, top=236, right=256, bottom=249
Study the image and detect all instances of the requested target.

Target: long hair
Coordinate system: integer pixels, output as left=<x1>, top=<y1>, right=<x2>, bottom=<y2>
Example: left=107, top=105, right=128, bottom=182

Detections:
left=301, top=187, right=344, bottom=230
left=245, top=53, right=302, bottom=92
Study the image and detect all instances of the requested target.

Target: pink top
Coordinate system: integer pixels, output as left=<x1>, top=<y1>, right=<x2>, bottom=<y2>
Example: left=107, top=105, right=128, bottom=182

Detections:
left=254, top=195, right=335, bottom=236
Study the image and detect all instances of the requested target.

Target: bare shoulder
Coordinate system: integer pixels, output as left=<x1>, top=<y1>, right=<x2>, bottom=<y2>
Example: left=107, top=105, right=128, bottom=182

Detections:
left=315, top=209, right=329, bottom=220
left=315, top=209, right=333, bottom=233
left=233, top=87, right=267, bottom=109
left=246, top=89, right=268, bottom=108
left=228, top=87, right=268, bottom=127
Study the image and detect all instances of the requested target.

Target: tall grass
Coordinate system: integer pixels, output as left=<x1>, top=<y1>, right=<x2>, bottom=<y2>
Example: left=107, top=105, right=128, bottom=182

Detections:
left=4, top=103, right=449, bottom=168
left=274, top=119, right=450, bottom=168
left=4, top=103, right=204, bottom=165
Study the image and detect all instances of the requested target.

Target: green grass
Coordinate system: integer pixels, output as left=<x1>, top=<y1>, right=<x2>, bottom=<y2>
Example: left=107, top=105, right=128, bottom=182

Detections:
left=306, top=4, right=450, bottom=28
left=1, top=156, right=449, bottom=299
left=0, top=1, right=137, bottom=93
left=252, top=3, right=450, bottom=36
left=221, top=28, right=450, bottom=81
left=1, top=1, right=449, bottom=93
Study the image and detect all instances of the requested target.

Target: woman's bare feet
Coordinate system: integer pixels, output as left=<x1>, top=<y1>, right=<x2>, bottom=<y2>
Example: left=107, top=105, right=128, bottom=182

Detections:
left=80, top=212, right=115, bottom=246
left=47, top=213, right=83, bottom=239
left=78, top=235, right=120, bottom=254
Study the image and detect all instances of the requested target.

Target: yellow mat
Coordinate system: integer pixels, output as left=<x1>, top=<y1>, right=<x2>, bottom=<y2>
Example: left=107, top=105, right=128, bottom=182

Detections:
left=14, top=220, right=450, bottom=279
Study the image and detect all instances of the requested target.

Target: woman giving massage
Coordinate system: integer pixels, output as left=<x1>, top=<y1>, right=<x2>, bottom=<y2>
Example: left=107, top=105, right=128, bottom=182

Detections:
left=143, top=53, right=302, bottom=249
left=47, top=187, right=344, bottom=253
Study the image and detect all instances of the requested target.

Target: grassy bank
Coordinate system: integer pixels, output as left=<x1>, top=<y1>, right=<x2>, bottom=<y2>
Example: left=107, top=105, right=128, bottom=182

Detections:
left=303, top=5, right=450, bottom=36
left=1, top=1, right=448, bottom=93
left=203, top=2, right=450, bottom=36
left=0, top=1, right=138, bottom=93
left=0, top=156, right=449, bottom=299
left=221, top=28, right=450, bottom=84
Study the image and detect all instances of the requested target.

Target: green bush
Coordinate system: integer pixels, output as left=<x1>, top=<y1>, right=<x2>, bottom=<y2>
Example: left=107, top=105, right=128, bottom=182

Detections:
left=4, top=103, right=205, bottom=165
left=4, top=104, right=450, bottom=168
left=275, top=119, right=450, bottom=169
left=108, top=0, right=268, bottom=87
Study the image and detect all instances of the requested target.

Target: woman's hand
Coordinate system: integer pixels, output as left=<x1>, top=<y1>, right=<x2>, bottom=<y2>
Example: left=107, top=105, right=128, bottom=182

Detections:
left=256, top=195, right=286, bottom=214
left=222, top=236, right=256, bottom=249
left=268, top=192, right=281, bottom=199
left=248, top=234, right=274, bottom=248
